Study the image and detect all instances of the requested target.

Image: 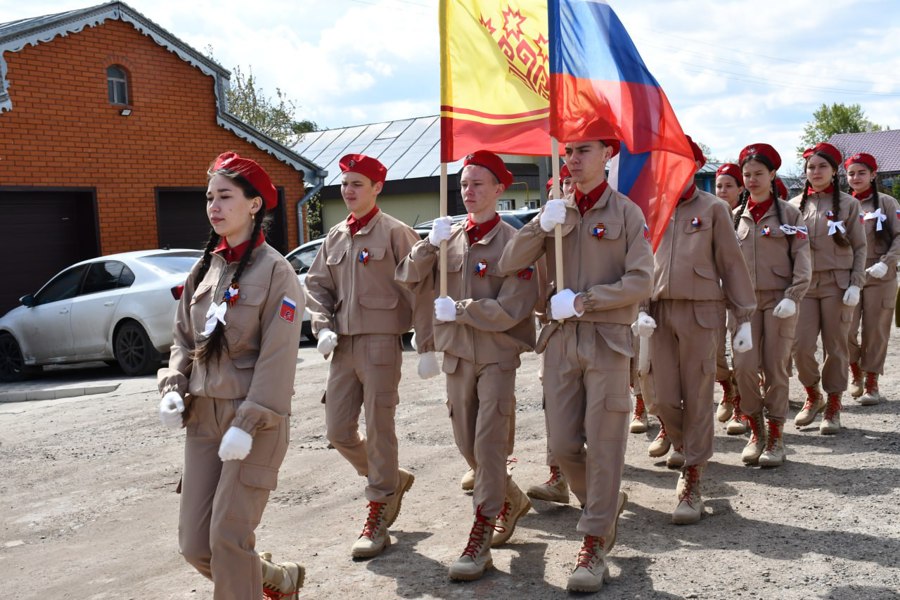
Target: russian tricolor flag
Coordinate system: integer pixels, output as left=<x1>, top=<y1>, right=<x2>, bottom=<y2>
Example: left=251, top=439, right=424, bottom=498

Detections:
left=548, top=0, right=696, bottom=249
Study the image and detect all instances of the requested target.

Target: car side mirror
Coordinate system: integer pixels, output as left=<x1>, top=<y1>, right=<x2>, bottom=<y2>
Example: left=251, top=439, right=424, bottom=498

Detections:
left=298, top=266, right=309, bottom=275
left=20, top=294, right=35, bottom=308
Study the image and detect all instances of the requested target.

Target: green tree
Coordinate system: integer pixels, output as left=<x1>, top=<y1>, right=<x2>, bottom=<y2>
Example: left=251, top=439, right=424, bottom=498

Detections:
left=798, top=103, right=882, bottom=158
left=892, top=177, right=900, bottom=200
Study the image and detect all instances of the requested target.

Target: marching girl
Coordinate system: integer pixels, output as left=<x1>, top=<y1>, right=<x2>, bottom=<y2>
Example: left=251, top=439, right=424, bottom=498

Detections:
left=844, top=152, right=900, bottom=405
left=790, top=143, right=867, bottom=434
left=157, top=152, right=305, bottom=599
left=731, top=144, right=811, bottom=466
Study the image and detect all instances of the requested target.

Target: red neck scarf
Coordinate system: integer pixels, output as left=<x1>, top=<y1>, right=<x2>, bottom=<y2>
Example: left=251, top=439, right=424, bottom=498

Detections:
left=573, top=181, right=609, bottom=216
left=747, top=197, right=773, bottom=224
left=464, top=213, right=501, bottom=245
left=679, top=184, right=697, bottom=203
left=806, top=184, right=834, bottom=196
left=347, top=206, right=380, bottom=236
left=214, top=235, right=265, bottom=263
left=852, top=187, right=874, bottom=201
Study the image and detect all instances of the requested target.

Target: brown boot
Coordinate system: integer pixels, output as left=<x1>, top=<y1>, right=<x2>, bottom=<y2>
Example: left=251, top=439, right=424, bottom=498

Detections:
left=666, top=446, right=685, bottom=469
left=603, top=491, right=628, bottom=554
left=672, top=465, right=704, bottom=525
left=648, top=419, right=672, bottom=457
left=795, top=384, right=825, bottom=427
left=491, top=477, right=531, bottom=547
left=260, top=552, right=304, bottom=599
left=759, top=419, right=786, bottom=467
left=819, top=393, right=842, bottom=434
left=849, top=362, right=864, bottom=398
left=741, top=412, right=766, bottom=465
left=716, top=378, right=736, bottom=422
left=351, top=501, right=390, bottom=559
left=460, top=467, right=475, bottom=491
left=448, top=505, right=499, bottom=581
left=726, top=394, right=748, bottom=434
left=566, top=535, right=609, bottom=592
left=526, top=466, right=569, bottom=503
left=859, top=372, right=882, bottom=406
left=383, top=468, right=415, bottom=527
left=630, top=394, right=649, bottom=433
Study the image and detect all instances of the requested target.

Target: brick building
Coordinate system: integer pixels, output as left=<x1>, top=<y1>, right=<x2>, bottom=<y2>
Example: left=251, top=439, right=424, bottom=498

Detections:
left=0, top=1, right=325, bottom=314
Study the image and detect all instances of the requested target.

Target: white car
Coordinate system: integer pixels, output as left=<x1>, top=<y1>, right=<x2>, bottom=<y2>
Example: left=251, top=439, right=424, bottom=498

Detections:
left=285, top=238, right=324, bottom=340
left=0, top=249, right=202, bottom=381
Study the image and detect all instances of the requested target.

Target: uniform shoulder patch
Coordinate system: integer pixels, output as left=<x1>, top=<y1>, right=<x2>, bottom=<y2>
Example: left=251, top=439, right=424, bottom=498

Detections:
left=279, top=297, right=297, bottom=323
left=517, top=266, right=535, bottom=280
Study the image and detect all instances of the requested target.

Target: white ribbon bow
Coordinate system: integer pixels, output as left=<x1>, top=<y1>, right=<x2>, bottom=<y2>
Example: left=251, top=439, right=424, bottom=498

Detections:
left=779, top=224, right=809, bottom=236
left=202, top=301, right=228, bottom=337
left=863, top=208, right=887, bottom=231
left=827, top=220, right=846, bottom=236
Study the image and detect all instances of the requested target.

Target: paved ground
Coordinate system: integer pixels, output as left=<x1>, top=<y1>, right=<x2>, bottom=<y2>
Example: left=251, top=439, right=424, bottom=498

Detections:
left=1, top=337, right=899, bottom=599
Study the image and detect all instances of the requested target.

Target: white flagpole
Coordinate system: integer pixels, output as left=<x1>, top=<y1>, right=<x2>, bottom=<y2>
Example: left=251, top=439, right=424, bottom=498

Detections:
left=439, top=162, right=448, bottom=298
left=550, top=137, right=564, bottom=314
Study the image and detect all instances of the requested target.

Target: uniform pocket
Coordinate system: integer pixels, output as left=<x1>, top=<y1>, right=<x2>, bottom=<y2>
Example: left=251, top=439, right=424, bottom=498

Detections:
left=693, top=303, right=721, bottom=329
left=359, top=295, right=399, bottom=310
left=442, top=353, right=460, bottom=374
left=226, top=463, right=278, bottom=525
left=326, top=247, right=348, bottom=266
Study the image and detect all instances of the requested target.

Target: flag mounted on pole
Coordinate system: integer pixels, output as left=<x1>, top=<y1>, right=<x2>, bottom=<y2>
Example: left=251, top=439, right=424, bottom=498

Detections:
left=547, top=0, right=695, bottom=249
left=440, top=0, right=552, bottom=161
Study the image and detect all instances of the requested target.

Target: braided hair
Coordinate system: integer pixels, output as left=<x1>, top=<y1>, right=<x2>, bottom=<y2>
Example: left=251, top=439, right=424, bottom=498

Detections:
left=192, top=170, right=268, bottom=363
left=800, top=151, right=849, bottom=247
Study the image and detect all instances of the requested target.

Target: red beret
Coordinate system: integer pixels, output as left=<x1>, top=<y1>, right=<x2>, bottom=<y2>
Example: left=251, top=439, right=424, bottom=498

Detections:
left=739, top=143, right=782, bottom=171
left=802, top=142, right=842, bottom=167
left=545, top=163, right=573, bottom=192
left=464, top=150, right=513, bottom=190
left=715, top=163, right=743, bottom=187
left=774, top=177, right=788, bottom=200
left=600, top=139, right=620, bottom=158
left=211, top=152, right=278, bottom=210
left=340, top=154, right=387, bottom=184
left=844, top=152, right=878, bottom=172
left=685, top=135, right=706, bottom=169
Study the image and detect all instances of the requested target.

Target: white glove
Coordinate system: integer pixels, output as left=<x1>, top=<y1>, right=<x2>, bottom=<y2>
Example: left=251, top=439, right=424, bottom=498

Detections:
left=316, top=328, right=338, bottom=355
left=631, top=311, right=657, bottom=338
left=218, top=426, right=253, bottom=461
left=409, top=332, right=418, bottom=351
left=866, top=262, right=888, bottom=279
left=158, top=391, right=185, bottom=429
left=428, top=216, right=454, bottom=247
left=550, top=289, right=583, bottom=320
left=772, top=298, right=797, bottom=319
left=732, top=321, right=753, bottom=354
left=417, top=351, right=441, bottom=379
left=539, top=199, right=567, bottom=232
left=434, top=296, right=457, bottom=322
left=843, top=285, right=861, bottom=307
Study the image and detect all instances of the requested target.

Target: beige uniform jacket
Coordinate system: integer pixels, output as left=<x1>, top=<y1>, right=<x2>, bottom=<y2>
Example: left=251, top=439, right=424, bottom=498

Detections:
left=857, top=192, right=900, bottom=274
left=498, top=185, right=654, bottom=333
left=158, top=243, right=304, bottom=433
left=652, top=188, right=756, bottom=324
left=788, top=190, right=867, bottom=289
left=395, top=220, right=538, bottom=365
left=735, top=199, right=812, bottom=303
left=304, top=211, right=434, bottom=351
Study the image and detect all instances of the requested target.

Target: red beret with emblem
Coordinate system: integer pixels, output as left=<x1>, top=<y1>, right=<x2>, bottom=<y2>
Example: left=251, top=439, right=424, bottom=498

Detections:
left=774, top=177, right=788, bottom=200
left=685, top=135, right=706, bottom=169
left=802, top=142, right=842, bottom=167
left=339, top=153, right=387, bottom=184
left=464, top=150, right=513, bottom=190
left=739, top=143, right=782, bottom=171
left=715, top=163, right=743, bottom=187
left=211, top=152, right=278, bottom=210
left=844, top=152, right=878, bottom=172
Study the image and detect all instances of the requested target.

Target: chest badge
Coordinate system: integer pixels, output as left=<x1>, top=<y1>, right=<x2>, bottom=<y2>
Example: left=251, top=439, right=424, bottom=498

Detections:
left=691, top=217, right=702, bottom=228
left=591, top=222, right=606, bottom=239
left=760, top=225, right=771, bottom=237
left=223, top=284, right=240, bottom=306
left=358, top=248, right=370, bottom=265
left=474, top=259, right=488, bottom=278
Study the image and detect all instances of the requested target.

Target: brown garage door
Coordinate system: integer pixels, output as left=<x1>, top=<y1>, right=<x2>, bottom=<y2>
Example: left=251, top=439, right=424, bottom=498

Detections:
left=0, top=189, right=99, bottom=315
left=157, top=188, right=288, bottom=254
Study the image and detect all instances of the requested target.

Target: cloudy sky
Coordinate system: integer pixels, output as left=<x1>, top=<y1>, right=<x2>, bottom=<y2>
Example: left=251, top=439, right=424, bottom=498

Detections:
left=3, top=0, right=899, bottom=173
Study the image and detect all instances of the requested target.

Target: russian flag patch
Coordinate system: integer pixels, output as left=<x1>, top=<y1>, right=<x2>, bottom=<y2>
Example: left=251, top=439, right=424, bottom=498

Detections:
left=279, top=297, right=297, bottom=323
left=517, top=266, right=535, bottom=280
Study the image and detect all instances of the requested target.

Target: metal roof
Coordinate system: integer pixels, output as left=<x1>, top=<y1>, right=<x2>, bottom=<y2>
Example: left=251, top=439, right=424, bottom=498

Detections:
left=828, top=130, right=900, bottom=174
left=0, top=1, right=325, bottom=183
left=293, top=115, right=466, bottom=186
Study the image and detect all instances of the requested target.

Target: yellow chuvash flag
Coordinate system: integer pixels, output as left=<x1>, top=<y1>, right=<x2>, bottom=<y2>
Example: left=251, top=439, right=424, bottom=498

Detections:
left=440, top=0, right=551, bottom=161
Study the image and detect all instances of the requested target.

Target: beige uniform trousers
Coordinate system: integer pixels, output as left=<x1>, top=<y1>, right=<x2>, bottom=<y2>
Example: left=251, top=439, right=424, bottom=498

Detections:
left=649, top=300, right=718, bottom=467
left=444, top=355, right=516, bottom=516
left=630, top=332, right=643, bottom=396
left=733, top=290, right=798, bottom=421
left=325, top=333, right=402, bottom=502
left=716, top=321, right=732, bottom=381
left=179, top=396, right=288, bottom=600
left=849, top=273, right=898, bottom=374
left=793, top=275, right=854, bottom=394
left=542, top=321, right=630, bottom=536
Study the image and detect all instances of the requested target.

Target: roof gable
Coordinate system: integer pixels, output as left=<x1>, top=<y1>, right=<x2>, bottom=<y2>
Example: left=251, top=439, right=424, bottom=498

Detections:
left=0, top=1, right=325, bottom=183
left=828, top=130, right=900, bottom=173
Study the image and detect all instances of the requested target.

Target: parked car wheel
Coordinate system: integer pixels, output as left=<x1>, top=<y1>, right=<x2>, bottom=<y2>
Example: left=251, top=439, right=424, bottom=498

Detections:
left=0, top=333, right=37, bottom=382
left=114, top=321, right=159, bottom=376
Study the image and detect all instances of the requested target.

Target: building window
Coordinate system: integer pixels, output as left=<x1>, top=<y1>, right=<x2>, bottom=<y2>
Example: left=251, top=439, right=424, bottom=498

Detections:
left=106, top=65, right=129, bottom=105
left=497, top=199, right=515, bottom=211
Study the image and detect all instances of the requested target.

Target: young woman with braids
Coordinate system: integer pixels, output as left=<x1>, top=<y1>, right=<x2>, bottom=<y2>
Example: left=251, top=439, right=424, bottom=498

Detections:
left=844, top=153, right=900, bottom=405
left=789, top=142, right=867, bottom=434
left=157, top=152, right=305, bottom=599
left=731, top=144, right=811, bottom=466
